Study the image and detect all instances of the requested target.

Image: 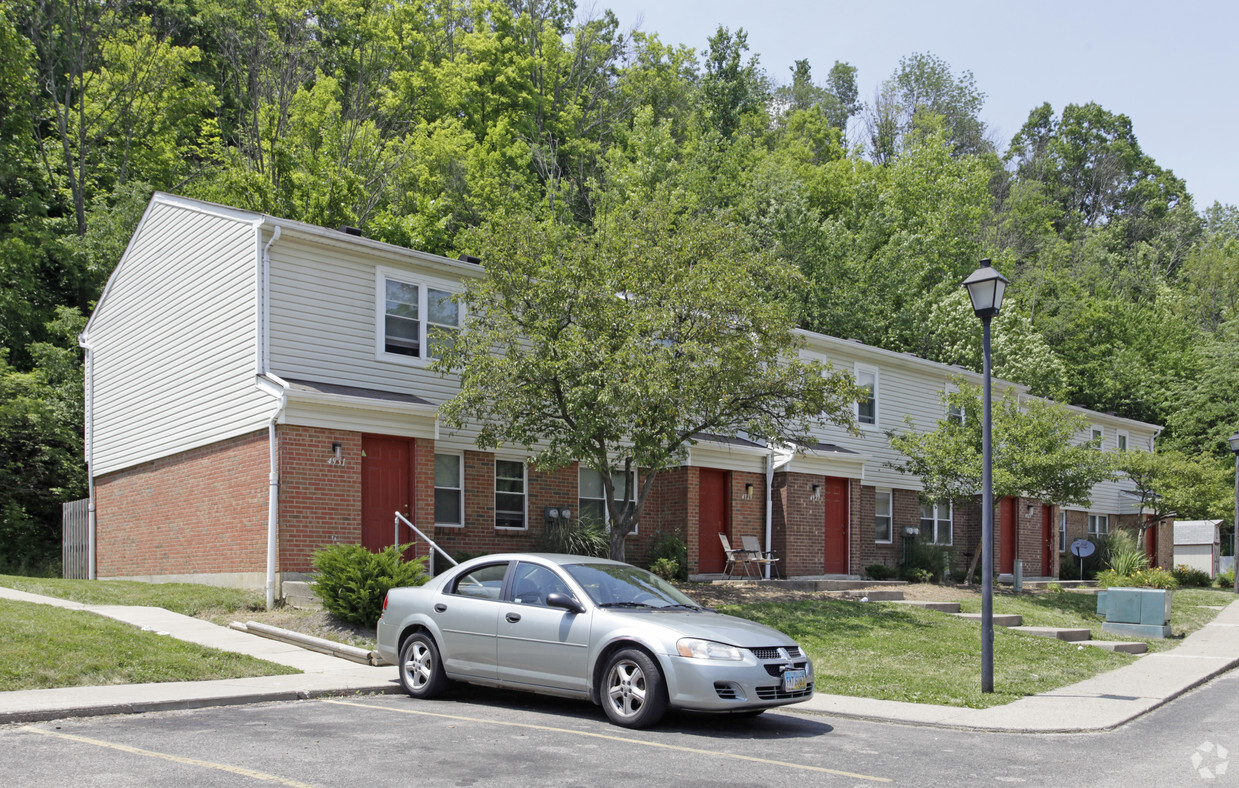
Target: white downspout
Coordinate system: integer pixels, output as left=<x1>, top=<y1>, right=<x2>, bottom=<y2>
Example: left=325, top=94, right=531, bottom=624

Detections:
left=259, top=226, right=284, bottom=610
left=81, top=339, right=96, bottom=579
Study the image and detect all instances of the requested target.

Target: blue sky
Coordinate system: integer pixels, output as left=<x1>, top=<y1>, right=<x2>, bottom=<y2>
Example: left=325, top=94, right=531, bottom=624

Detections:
left=594, top=0, right=1236, bottom=211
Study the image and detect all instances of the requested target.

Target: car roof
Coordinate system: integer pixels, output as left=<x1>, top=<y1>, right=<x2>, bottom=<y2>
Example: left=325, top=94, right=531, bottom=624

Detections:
left=454, top=553, right=627, bottom=568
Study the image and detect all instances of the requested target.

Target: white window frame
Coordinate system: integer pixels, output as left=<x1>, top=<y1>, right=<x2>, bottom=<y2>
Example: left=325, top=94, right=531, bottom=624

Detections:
left=1090, top=425, right=1104, bottom=449
left=874, top=488, right=893, bottom=544
left=1116, top=430, right=1129, bottom=452
left=433, top=452, right=464, bottom=527
left=494, top=458, right=528, bottom=530
left=578, top=466, right=639, bottom=535
left=945, top=384, right=965, bottom=425
left=855, top=363, right=879, bottom=429
left=1059, top=511, right=1067, bottom=552
left=920, top=500, right=953, bottom=546
left=1088, top=513, right=1109, bottom=537
left=375, top=267, right=463, bottom=366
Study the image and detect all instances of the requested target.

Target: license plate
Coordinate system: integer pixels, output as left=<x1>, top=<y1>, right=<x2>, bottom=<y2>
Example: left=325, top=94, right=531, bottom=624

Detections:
left=782, top=669, right=808, bottom=692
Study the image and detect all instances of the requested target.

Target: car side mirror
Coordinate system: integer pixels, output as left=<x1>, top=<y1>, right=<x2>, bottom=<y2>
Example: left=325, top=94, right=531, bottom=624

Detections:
left=546, top=592, right=585, bottom=615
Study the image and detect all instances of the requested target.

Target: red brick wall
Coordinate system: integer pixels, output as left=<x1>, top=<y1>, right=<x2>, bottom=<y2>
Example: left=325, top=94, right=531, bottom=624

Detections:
left=96, top=430, right=269, bottom=577
left=772, top=472, right=825, bottom=576
left=278, top=426, right=362, bottom=572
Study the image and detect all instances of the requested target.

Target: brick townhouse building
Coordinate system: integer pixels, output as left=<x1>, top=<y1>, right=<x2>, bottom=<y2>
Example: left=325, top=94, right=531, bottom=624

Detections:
left=78, top=193, right=1168, bottom=600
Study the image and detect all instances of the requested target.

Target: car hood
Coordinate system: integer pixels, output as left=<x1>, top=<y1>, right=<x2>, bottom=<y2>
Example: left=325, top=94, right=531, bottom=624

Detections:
left=604, top=608, right=797, bottom=649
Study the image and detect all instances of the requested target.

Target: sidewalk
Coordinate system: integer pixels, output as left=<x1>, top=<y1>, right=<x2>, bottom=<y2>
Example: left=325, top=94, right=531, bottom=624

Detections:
left=2, top=586, right=1237, bottom=731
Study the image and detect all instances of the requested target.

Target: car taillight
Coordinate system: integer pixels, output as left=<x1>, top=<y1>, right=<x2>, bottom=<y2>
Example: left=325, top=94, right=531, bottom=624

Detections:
left=382, top=593, right=389, bottom=613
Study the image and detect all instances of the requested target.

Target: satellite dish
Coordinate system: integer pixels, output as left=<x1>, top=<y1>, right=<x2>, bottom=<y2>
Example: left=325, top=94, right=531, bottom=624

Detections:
left=1070, top=539, right=1096, bottom=558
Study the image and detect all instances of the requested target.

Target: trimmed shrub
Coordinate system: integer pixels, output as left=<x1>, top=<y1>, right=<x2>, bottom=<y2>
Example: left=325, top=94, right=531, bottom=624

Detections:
left=311, top=543, right=428, bottom=627
left=646, top=531, right=688, bottom=580
left=865, top=564, right=896, bottom=581
left=1172, top=564, right=1212, bottom=588
left=650, top=557, right=680, bottom=581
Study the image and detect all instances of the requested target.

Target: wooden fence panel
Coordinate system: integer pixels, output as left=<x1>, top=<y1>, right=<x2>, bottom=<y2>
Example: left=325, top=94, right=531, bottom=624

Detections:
left=62, top=499, right=89, bottom=579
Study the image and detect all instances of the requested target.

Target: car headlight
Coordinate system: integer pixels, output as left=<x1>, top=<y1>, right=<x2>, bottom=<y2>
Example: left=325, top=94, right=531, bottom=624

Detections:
left=676, top=638, right=744, bottom=661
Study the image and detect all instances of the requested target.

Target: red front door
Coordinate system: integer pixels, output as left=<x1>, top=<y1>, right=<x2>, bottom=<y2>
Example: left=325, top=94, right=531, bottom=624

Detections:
left=1000, top=497, right=1017, bottom=574
left=696, top=469, right=730, bottom=573
left=361, top=436, right=414, bottom=551
left=823, top=477, right=849, bottom=574
left=1041, top=505, right=1054, bottom=576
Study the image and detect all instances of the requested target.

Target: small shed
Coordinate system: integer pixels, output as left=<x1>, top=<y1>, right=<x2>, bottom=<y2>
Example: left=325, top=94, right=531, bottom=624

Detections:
left=1173, top=520, right=1223, bottom=578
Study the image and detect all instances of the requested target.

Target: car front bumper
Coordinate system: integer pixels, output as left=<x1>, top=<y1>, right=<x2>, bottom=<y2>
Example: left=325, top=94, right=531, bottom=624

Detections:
left=662, top=653, right=814, bottom=712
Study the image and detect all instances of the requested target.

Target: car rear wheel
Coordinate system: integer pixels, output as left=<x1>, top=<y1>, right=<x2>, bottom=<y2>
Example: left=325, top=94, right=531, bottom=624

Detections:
left=399, top=632, right=447, bottom=699
left=601, top=648, right=667, bottom=728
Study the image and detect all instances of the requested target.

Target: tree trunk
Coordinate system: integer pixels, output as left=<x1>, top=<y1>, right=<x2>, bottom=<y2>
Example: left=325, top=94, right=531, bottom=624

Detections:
left=964, top=539, right=983, bottom=586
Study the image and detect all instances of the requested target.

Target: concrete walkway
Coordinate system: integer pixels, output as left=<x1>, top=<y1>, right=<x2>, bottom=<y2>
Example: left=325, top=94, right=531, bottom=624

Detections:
left=2, top=585, right=1238, bottom=731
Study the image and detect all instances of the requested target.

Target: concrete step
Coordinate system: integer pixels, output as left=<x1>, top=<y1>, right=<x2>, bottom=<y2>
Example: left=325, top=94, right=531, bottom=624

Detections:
left=281, top=580, right=323, bottom=610
left=1081, top=640, right=1149, bottom=654
left=892, top=600, right=961, bottom=613
left=953, top=612, right=1023, bottom=627
left=756, top=579, right=906, bottom=592
left=838, top=590, right=905, bottom=601
left=1010, top=626, right=1092, bottom=642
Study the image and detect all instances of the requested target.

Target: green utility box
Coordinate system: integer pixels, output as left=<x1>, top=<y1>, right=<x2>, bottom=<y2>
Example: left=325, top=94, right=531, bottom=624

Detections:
left=1096, top=588, right=1172, bottom=639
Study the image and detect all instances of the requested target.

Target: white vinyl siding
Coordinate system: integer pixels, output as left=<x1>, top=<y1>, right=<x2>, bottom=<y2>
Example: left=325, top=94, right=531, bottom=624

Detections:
left=84, top=198, right=271, bottom=475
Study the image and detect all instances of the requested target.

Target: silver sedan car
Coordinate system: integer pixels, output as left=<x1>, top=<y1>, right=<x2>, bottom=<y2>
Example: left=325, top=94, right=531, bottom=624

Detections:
left=375, top=553, right=814, bottom=728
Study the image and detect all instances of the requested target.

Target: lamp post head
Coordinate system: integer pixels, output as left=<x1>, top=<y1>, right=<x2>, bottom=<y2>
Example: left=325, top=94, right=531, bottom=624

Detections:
left=962, top=259, right=1009, bottom=320
left=1228, top=432, right=1239, bottom=455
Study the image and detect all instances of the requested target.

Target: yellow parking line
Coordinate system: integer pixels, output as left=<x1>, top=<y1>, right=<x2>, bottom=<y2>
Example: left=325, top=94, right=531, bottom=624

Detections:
left=323, top=699, right=891, bottom=783
left=19, top=726, right=318, bottom=787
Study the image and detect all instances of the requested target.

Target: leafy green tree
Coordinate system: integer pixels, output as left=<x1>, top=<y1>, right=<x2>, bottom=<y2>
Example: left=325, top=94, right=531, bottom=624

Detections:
left=0, top=308, right=87, bottom=570
left=434, top=200, right=860, bottom=561
left=889, top=383, right=1115, bottom=508
left=698, top=25, right=767, bottom=140
left=865, top=52, right=989, bottom=164
left=1113, top=449, right=1232, bottom=548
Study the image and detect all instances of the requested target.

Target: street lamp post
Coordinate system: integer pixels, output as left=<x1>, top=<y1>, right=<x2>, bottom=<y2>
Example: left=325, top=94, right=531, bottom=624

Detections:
left=1230, top=432, right=1239, bottom=595
left=962, top=258, right=1009, bottom=694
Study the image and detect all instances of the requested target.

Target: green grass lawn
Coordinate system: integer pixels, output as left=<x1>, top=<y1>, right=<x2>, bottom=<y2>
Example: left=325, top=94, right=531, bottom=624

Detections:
left=717, top=587, right=1235, bottom=709
left=0, top=575, right=265, bottom=617
left=0, top=598, right=298, bottom=692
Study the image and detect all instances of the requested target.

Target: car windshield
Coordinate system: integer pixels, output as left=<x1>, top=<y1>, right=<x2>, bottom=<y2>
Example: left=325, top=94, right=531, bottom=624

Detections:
left=563, top=563, right=701, bottom=609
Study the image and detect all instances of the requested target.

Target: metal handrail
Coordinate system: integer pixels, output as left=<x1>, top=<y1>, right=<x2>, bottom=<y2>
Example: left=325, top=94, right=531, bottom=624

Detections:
left=394, top=511, right=458, bottom=575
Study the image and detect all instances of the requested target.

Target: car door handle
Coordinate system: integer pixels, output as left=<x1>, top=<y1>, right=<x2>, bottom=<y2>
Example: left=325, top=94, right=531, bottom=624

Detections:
left=434, top=603, right=447, bottom=613
left=505, top=612, right=521, bottom=623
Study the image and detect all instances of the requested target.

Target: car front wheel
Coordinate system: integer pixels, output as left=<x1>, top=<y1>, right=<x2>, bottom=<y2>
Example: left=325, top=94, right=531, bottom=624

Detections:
left=601, top=648, right=667, bottom=728
left=398, top=632, right=447, bottom=699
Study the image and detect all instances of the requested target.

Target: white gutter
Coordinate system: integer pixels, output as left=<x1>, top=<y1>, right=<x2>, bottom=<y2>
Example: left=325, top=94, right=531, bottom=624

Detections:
left=258, top=225, right=285, bottom=610
left=765, top=444, right=796, bottom=579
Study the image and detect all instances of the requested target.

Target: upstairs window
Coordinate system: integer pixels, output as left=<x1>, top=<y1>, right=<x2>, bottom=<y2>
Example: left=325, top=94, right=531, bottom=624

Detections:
left=856, top=365, right=878, bottom=427
left=1117, top=431, right=1129, bottom=452
left=1090, top=426, right=1104, bottom=449
left=379, top=272, right=460, bottom=363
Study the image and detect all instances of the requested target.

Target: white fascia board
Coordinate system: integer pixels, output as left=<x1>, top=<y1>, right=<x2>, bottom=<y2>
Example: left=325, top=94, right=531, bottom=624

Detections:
left=284, top=387, right=440, bottom=419
left=781, top=448, right=871, bottom=479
